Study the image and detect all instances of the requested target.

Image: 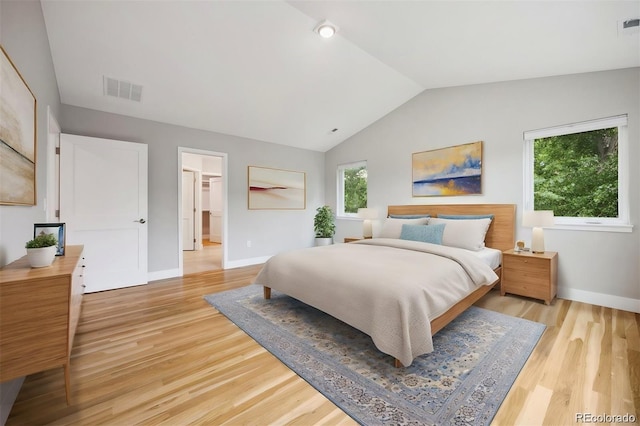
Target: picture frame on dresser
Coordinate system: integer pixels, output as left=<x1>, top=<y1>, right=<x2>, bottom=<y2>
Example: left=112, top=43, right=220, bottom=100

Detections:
left=34, top=222, right=66, bottom=256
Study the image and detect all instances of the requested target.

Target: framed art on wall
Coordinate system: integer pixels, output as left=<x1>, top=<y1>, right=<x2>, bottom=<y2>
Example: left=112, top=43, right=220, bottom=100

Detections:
left=412, top=141, right=483, bottom=197
left=248, top=166, right=306, bottom=210
left=0, top=46, right=37, bottom=205
left=34, top=223, right=66, bottom=256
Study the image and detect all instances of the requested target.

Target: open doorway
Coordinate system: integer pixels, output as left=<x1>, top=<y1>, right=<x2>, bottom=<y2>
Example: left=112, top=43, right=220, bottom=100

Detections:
left=178, top=148, right=228, bottom=275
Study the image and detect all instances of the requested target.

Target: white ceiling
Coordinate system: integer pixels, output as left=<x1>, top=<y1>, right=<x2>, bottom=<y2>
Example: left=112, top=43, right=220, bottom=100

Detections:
left=41, top=1, right=639, bottom=152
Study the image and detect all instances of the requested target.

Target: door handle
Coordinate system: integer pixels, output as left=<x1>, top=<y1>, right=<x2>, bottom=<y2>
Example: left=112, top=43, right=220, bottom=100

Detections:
left=135, top=218, right=146, bottom=224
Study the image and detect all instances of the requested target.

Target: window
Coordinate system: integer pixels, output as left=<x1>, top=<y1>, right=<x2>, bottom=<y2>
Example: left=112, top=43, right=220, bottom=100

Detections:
left=523, top=115, right=631, bottom=232
left=337, top=161, right=367, bottom=217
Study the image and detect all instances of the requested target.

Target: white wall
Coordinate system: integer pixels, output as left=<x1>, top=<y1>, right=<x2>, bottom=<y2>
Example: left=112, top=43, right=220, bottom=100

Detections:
left=61, top=105, right=325, bottom=275
left=0, top=0, right=61, bottom=267
left=326, top=68, right=640, bottom=311
left=0, top=1, right=63, bottom=422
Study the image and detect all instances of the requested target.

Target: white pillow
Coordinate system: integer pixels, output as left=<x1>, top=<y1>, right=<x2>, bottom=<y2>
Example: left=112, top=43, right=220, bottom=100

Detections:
left=428, top=217, right=491, bottom=251
left=380, top=217, right=429, bottom=239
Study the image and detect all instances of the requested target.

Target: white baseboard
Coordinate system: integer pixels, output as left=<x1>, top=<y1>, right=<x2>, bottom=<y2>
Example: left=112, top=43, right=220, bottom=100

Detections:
left=148, top=268, right=181, bottom=282
left=558, top=287, right=640, bottom=313
left=224, top=255, right=271, bottom=269
left=147, top=258, right=268, bottom=283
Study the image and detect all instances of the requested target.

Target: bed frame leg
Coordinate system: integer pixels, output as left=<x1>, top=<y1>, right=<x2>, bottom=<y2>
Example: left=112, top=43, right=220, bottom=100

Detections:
left=263, top=286, right=271, bottom=299
left=394, top=358, right=404, bottom=368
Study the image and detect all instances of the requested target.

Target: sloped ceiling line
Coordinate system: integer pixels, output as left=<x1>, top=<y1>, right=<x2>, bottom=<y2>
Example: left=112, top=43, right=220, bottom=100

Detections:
left=41, top=0, right=640, bottom=152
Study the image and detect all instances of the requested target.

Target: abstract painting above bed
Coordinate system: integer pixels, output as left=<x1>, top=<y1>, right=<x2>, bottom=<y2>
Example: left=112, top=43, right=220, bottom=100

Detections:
left=412, top=141, right=483, bottom=197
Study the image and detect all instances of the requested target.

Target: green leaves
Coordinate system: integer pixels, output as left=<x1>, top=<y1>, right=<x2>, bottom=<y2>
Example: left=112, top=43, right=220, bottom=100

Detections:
left=26, top=233, right=58, bottom=248
left=314, top=205, right=336, bottom=238
left=534, top=128, right=618, bottom=218
left=344, top=166, right=367, bottom=214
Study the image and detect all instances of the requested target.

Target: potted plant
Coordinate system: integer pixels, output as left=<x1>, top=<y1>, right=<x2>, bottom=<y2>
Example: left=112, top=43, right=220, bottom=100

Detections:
left=25, top=233, right=58, bottom=268
left=314, top=205, right=335, bottom=246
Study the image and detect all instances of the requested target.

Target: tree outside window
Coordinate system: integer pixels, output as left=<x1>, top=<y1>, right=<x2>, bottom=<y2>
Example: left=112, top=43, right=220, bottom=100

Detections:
left=337, top=161, right=367, bottom=217
left=524, top=115, right=630, bottom=231
left=533, top=128, right=618, bottom=218
left=343, top=166, right=367, bottom=214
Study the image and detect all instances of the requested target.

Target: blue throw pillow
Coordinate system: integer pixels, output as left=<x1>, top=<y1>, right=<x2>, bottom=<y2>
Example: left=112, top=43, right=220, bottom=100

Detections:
left=438, top=214, right=494, bottom=220
left=399, top=224, right=445, bottom=245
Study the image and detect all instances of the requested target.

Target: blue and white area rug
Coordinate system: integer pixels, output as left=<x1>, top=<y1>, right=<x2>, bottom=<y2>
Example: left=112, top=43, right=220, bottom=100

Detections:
left=204, top=285, right=545, bottom=426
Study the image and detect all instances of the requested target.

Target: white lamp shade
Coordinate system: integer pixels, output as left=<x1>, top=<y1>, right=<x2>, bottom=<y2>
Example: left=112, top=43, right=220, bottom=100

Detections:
left=522, top=210, right=554, bottom=228
left=357, top=208, right=378, bottom=219
left=357, top=208, right=378, bottom=238
left=522, top=210, right=554, bottom=253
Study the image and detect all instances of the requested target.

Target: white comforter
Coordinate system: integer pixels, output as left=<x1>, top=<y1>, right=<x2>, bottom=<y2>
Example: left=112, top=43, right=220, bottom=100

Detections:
left=253, top=238, right=499, bottom=366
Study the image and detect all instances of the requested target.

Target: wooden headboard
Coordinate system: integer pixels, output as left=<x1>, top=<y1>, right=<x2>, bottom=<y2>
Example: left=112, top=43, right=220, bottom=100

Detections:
left=387, top=204, right=516, bottom=252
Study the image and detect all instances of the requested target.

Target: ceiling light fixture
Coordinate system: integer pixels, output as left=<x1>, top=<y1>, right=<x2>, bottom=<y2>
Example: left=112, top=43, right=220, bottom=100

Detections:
left=314, top=20, right=338, bottom=38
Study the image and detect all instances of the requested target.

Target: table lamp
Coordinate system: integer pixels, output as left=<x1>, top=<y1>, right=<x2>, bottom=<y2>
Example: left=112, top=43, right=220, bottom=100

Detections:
left=357, top=208, right=378, bottom=238
left=522, top=210, right=554, bottom=253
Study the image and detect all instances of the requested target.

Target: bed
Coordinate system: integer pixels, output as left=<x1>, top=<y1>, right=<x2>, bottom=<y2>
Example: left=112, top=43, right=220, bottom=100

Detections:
left=254, top=204, right=516, bottom=367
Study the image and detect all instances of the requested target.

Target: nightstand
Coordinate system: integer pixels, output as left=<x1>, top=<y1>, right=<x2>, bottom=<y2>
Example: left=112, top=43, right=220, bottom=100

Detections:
left=343, top=237, right=371, bottom=243
left=501, top=249, right=558, bottom=305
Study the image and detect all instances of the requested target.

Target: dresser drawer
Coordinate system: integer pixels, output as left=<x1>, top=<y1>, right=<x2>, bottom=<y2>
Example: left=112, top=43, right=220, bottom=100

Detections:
left=69, top=251, right=85, bottom=351
left=504, top=255, right=550, bottom=273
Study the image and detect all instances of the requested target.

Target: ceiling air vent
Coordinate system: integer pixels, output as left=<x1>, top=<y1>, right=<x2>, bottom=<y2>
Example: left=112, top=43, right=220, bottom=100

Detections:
left=103, top=76, right=143, bottom=102
left=618, top=18, right=639, bottom=36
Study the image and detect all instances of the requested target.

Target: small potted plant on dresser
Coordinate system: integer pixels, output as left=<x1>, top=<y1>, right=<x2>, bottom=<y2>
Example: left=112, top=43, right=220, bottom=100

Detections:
left=314, top=205, right=335, bottom=246
left=25, top=233, right=58, bottom=268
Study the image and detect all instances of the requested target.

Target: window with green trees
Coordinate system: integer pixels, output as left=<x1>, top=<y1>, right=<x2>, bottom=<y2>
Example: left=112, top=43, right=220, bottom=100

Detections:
left=534, top=128, right=618, bottom=217
left=524, top=115, right=630, bottom=230
left=337, top=161, right=367, bottom=217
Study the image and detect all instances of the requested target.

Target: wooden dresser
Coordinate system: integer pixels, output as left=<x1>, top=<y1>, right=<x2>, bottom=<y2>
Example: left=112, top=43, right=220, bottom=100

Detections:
left=0, top=245, right=85, bottom=404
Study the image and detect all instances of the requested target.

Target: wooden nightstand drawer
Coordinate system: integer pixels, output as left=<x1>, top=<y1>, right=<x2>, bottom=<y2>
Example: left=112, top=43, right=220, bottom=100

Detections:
left=500, top=249, right=558, bottom=305
left=344, top=237, right=362, bottom=243
left=504, top=265, right=549, bottom=284
left=503, top=270, right=548, bottom=288
left=344, top=237, right=372, bottom=243
left=503, top=255, right=549, bottom=273
left=509, top=283, right=549, bottom=301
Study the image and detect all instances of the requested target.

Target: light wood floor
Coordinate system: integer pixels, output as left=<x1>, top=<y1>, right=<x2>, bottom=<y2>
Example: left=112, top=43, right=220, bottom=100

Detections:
left=183, top=242, right=222, bottom=275
left=6, top=267, right=639, bottom=425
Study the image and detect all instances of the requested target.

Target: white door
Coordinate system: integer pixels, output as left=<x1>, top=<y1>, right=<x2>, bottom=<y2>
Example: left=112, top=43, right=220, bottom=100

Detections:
left=60, top=134, right=148, bottom=293
left=209, top=177, right=222, bottom=243
left=46, top=107, right=61, bottom=222
left=182, top=170, right=195, bottom=250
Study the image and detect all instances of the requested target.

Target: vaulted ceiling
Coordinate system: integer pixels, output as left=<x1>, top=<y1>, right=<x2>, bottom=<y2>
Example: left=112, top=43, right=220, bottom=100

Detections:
left=41, top=0, right=640, bottom=152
